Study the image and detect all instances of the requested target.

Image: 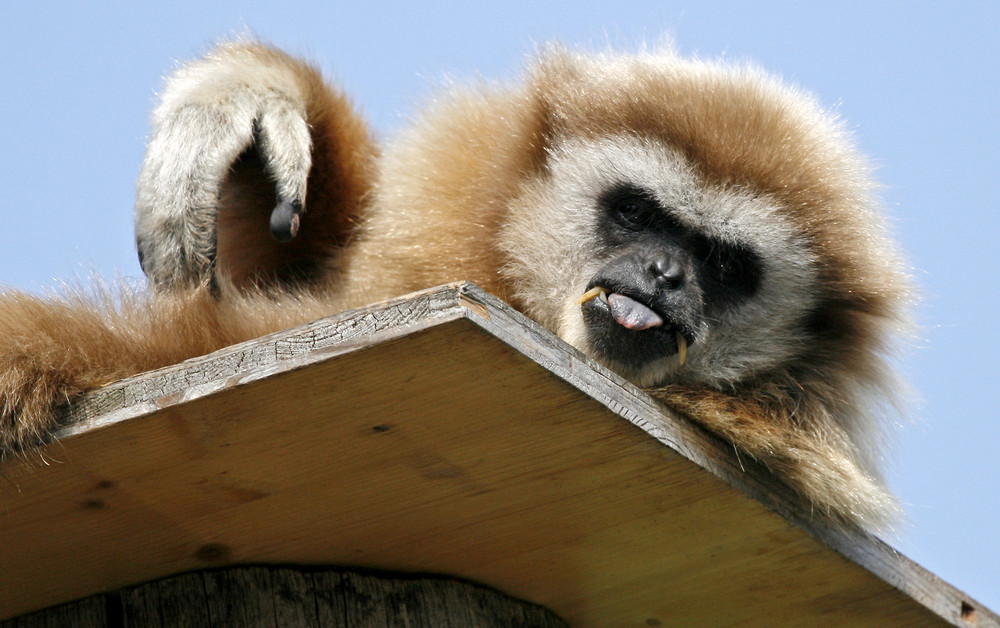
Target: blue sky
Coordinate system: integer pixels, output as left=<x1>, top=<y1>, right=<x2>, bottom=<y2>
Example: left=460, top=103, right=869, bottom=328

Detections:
left=2, top=0, right=998, bottom=613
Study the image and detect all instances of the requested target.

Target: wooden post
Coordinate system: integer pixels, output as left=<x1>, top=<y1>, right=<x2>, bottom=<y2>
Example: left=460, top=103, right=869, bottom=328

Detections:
left=2, top=566, right=568, bottom=628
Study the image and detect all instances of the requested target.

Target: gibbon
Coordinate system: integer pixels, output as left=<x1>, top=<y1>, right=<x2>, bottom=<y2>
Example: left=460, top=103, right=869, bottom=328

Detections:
left=0, top=40, right=911, bottom=531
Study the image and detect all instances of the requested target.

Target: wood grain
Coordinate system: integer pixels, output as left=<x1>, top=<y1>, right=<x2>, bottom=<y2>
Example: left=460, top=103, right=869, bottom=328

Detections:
left=0, top=283, right=994, bottom=627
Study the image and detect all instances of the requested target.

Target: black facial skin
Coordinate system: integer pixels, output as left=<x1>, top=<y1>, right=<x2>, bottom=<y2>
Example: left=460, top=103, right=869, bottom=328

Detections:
left=582, top=183, right=762, bottom=369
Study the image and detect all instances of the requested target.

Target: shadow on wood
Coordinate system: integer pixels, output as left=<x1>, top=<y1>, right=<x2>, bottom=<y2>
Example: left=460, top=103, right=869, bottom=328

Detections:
left=0, top=284, right=995, bottom=627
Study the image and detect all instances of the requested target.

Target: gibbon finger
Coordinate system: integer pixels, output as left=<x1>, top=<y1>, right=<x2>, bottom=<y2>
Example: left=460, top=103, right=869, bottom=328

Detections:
left=254, top=100, right=312, bottom=242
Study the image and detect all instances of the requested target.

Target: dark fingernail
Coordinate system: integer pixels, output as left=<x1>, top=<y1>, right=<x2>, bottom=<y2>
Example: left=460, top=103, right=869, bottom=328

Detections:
left=270, top=198, right=302, bottom=242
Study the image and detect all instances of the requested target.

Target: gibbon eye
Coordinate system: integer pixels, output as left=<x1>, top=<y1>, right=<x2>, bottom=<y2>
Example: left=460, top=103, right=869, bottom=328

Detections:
left=699, top=240, right=761, bottom=298
left=615, top=198, right=657, bottom=229
left=600, top=183, right=678, bottom=232
left=716, top=257, right=741, bottom=282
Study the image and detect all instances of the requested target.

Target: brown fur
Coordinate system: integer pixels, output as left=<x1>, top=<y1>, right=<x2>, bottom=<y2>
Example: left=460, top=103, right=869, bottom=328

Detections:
left=0, top=43, right=911, bottom=531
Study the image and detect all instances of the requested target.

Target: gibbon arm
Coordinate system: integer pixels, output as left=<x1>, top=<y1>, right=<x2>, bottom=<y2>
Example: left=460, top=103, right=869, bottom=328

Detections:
left=0, top=282, right=353, bottom=456
left=135, top=40, right=377, bottom=291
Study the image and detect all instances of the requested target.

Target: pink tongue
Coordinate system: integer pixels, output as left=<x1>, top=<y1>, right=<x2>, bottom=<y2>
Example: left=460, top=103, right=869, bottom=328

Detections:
left=607, top=293, right=664, bottom=331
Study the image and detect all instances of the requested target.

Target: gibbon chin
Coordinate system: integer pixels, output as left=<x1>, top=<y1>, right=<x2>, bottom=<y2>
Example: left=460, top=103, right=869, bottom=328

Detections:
left=0, top=40, right=911, bottom=532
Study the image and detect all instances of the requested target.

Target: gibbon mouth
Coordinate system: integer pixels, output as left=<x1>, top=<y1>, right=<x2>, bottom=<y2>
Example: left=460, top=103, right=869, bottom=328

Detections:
left=577, top=285, right=691, bottom=365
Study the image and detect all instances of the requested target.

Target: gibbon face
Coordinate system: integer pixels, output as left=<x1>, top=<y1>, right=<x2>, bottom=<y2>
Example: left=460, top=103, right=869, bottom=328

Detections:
left=502, top=135, right=818, bottom=389
left=490, top=49, right=903, bottom=401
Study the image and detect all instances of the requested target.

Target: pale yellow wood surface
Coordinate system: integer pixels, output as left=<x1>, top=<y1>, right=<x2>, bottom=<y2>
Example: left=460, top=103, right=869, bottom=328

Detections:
left=0, top=284, right=994, bottom=627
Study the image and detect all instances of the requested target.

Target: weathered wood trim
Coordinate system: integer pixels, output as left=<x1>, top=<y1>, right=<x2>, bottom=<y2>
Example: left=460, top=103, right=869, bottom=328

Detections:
left=59, top=284, right=470, bottom=436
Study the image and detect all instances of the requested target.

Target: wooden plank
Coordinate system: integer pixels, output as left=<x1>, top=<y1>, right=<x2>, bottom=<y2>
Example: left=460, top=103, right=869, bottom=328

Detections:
left=0, top=283, right=994, bottom=627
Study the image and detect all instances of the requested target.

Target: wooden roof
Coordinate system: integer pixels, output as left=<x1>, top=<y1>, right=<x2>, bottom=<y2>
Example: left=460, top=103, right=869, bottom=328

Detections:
left=0, top=283, right=993, bottom=627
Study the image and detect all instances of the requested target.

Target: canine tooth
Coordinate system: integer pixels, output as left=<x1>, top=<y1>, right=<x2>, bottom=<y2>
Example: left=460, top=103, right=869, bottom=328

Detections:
left=676, top=333, right=687, bottom=366
left=575, top=286, right=607, bottom=305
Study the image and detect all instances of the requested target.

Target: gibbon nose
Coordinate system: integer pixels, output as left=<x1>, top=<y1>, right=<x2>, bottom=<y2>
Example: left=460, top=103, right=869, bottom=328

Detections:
left=650, top=254, right=685, bottom=290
